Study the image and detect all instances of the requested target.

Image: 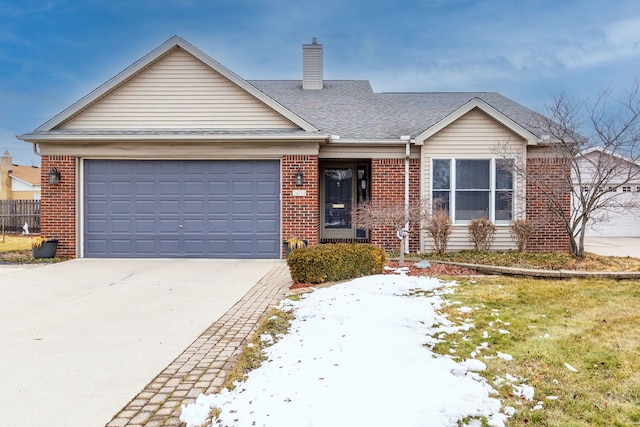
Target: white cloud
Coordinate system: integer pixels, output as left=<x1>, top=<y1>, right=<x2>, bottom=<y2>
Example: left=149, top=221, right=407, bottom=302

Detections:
left=553, top=16, right=640, bottom=69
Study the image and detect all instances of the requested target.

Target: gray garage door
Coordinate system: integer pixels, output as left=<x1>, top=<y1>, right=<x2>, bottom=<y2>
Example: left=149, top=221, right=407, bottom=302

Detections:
left=84, top=160, right=280, bottom=258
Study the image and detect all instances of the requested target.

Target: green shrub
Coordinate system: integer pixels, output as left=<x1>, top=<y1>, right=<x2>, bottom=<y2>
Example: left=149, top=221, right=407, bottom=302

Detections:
left=286, top=243, right=386, bottom=284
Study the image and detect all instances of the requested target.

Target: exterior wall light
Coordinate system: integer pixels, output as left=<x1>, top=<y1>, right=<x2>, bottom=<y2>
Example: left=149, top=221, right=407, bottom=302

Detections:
left=294, top=169, right=304, bottom=186
left=48, top=168, right=61, bottom=185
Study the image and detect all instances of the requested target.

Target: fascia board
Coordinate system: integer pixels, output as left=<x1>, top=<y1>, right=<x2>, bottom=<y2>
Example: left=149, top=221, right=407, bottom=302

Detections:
left=17, top=132, right=331, bottom=143
left=413, top=98, right=539, bottom=146
left=35, top=36, right=318, bottom=133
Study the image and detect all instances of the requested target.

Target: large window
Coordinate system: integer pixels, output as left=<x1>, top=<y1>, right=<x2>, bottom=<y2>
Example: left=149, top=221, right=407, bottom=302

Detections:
left=432, top=158, right=514, bottom=223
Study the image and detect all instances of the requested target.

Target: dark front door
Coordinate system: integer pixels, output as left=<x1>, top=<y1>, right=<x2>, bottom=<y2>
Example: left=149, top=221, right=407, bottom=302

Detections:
left=321, top=163, right=369, bottom=239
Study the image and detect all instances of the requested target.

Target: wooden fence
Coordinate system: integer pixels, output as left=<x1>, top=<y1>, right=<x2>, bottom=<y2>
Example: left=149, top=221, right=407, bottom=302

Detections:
left=0, top=200, right=41, bottom=233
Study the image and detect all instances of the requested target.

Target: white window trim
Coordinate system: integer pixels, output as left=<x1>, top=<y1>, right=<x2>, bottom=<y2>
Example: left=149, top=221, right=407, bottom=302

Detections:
left=431, top=157, right=515, bottom=225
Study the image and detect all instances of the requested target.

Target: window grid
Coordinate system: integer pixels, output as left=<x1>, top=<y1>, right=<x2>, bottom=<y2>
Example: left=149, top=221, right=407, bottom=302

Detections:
left=431, top=158, right=514, bottom=224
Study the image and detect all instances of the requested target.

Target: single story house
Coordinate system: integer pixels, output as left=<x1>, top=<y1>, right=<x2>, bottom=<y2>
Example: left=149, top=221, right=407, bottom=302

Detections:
left=577, top=147, right=640, bottom=237
left=0, top=151, right=41, bottom=200
left=18, top=36, right=569, bottom=258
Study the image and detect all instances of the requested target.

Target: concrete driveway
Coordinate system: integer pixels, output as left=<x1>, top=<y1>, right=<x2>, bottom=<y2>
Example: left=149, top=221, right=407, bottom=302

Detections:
left=584, top=236, right=640, bottom=257
left=0, top=258, right=282, bottom=427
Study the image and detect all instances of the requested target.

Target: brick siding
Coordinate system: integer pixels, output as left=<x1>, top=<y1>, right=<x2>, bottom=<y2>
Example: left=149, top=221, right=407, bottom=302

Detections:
left=40, top=156, right=76, bottom=258
left=281, top=155, right=319, bottom=256
left=369, top=158, right=421, bottom=252
left=526, top=157, right=571, bottom=252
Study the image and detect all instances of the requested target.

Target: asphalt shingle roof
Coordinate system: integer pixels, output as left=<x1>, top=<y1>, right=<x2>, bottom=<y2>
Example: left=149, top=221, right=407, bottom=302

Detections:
left=249, top=80, right=544, bottom=140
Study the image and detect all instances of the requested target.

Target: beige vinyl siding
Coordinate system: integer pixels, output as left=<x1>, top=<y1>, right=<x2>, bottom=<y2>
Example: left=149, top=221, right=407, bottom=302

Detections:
left=421, top=108, right=527, bottom=252
left=60, top=48, right=297, bottom=130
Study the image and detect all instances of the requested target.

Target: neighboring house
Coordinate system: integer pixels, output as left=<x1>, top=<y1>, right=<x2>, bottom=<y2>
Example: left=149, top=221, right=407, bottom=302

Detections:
left=0, top=151, right=41, bottom=200
left=18, top=36, right=569, bottom=259
left=577, top=148, right=640, bottom=237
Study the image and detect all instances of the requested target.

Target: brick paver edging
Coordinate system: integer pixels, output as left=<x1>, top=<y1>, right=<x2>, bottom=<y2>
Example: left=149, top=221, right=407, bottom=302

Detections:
left=107, top=264, right=293, bottom=427
left=431, top=260, right=640, bottom=280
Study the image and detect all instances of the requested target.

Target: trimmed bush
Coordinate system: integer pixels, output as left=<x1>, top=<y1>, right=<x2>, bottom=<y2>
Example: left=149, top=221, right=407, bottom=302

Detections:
left=468, top=217, right=496, bottom=251
left=423, top=210, right=452, bottom=255
left=287, top=243, right=386, bottom=284
left=509, top=218, right=533, bottom=253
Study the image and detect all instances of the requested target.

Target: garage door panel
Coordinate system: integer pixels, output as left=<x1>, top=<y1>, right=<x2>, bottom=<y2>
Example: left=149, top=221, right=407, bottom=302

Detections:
left=256, top=219, right=278, bottom=233
left=135, top=200, right=156, bottom=214
left=86, top=219, right=107, bottom=233
left=231, top=219, right=253, bottom=233
left=85, top=239, right=107, bottom=255
left=158, top=200, right=179, bottom=215
left=112, top=239, right=134, bottom=255
left=232, top=239, right=254, bottom=255
left=232, top=200, right=253, bottom=214
left=185, top=181, right=205, bottom=195
left=111, top=162, right=133, bottom=174
left=112, top=201, right=132, bottom=215
left=135, top=181, right=156, bottom=196
left=112, top=219, right=132, bottom=233
left=86, top=200, right=107, bottom=215
left=134, top=240, right=156, bottom=254
left=84, top=160, right=280, bottom=258
left=111, top=182, right=132, bottom=196
left=257, top=200, right=278, bottom=214
left=257, top=181, right=278, bottom=195
left=86, top=181, right=107, bottom=196
left=184, top=200, right=204, bottom=214
left=256, top=239, right=278, bottom=253
left=209, top=200, right=229, bottom=213
left=160, top=181, right=180, bottom=195
left=207, top=239, right=230, bottom=255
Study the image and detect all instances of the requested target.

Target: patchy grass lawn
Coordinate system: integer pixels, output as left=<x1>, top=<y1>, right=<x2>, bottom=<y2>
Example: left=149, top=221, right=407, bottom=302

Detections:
left=0, top=234, right=32, bottom=252
left=424, top=250, right=640, bottom=272
left=0, top=234, right=62, bottom=263
left=433, top=276, right=640, bottom=426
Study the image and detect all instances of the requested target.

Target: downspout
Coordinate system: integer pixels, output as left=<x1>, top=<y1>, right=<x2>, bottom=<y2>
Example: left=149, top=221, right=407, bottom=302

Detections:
left=32, top=143, right=41, bottom=157
left=401, top=136, right=411, bottom=255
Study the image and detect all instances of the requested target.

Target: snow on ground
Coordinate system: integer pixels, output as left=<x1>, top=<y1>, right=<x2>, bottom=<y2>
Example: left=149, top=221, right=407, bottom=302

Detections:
left=181, top=274, right=516, bottom=427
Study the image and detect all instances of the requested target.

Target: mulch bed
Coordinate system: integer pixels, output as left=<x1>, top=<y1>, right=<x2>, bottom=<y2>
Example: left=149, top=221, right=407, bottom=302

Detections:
left=384, top=260, right=480, bottom=277
left=290, top=260, right=480, bottom=289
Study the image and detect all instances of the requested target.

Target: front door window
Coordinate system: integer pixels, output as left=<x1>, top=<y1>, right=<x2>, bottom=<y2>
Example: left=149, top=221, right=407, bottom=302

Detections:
left=322, top=164, right=369, bottom=239
left=324, top=168, right=352, bottom=229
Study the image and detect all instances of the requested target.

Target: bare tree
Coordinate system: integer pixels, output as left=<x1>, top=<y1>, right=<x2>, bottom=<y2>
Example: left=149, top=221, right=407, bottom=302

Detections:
left=353, top=200, right=428, bottom=266
left=500, top=83, right=640, bottom=258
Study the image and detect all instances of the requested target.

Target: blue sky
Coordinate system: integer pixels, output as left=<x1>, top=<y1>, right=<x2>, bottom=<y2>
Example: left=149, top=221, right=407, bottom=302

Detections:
left=2, top=0, right=640, bottom=165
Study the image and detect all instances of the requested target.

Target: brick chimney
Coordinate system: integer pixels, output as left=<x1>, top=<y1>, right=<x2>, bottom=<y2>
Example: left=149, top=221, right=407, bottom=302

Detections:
left=1, top=151, right=12, bottom=200
left=302, top=38, right=323, bottom=90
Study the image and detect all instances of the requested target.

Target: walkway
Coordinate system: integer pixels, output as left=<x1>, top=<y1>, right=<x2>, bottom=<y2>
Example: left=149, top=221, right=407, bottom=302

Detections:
left=106, top=263, right=292, bottom=427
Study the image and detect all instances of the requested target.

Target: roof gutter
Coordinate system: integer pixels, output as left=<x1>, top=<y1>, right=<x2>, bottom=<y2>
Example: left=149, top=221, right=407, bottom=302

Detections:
left=18, top=133, right=332, bottom=143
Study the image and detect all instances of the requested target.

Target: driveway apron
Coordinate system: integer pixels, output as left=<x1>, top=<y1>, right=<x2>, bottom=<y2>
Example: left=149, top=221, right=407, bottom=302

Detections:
left=0, top=259, right=288, bottom=427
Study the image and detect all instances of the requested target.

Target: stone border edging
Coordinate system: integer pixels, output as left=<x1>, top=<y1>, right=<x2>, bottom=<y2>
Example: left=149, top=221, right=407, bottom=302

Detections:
left=429, top=260, right=640, bottom=280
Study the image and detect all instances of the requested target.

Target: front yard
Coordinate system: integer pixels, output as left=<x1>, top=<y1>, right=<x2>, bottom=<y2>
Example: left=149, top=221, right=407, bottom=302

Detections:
left=186, top=258, right=640, bottom=426
left=433, top=275, right=640, bottom=426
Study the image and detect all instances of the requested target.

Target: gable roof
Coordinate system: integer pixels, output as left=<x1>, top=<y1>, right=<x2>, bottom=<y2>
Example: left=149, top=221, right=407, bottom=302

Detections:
left=20, top=36, right=547, bottom=145
left=34, top=36, right=318, bottom=133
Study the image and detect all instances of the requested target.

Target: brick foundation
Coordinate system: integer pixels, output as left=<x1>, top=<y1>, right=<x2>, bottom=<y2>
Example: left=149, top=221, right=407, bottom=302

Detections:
left=40, top=156, right=76, bottom=258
